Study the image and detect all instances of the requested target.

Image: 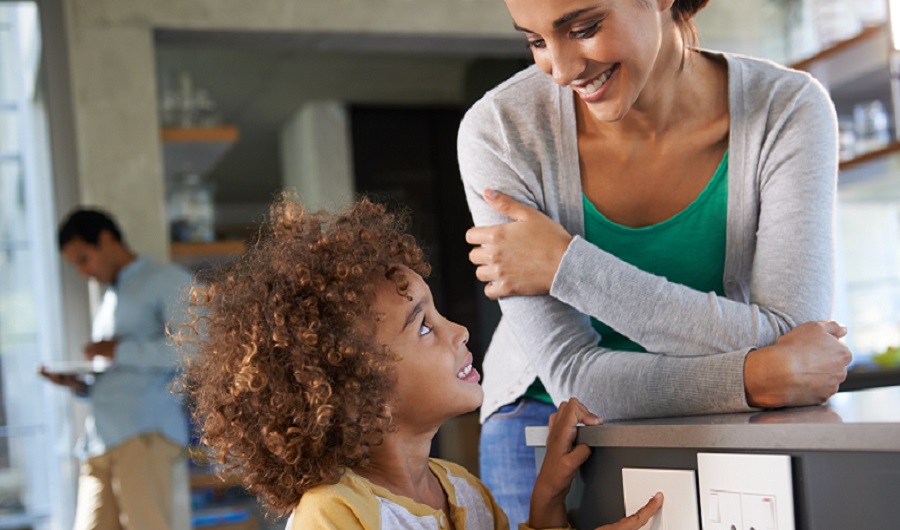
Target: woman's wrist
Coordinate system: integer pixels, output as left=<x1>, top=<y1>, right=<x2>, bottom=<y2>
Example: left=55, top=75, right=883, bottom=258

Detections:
left=744, top=345, right=787, bottom=408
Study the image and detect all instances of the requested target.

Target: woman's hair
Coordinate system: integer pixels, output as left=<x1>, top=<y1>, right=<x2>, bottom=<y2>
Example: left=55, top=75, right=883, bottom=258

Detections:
left=670, top=0, right=711, bottom=51
left=179, top=194, right=430, bottom=515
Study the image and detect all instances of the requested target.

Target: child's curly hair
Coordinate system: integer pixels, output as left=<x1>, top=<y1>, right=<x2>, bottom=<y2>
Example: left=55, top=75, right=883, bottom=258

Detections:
left=180, top=194, right=430, bottom=515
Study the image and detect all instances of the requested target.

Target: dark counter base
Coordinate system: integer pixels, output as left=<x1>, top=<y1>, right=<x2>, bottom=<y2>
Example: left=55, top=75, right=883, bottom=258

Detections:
left=573, top=447, right=900, bottom=530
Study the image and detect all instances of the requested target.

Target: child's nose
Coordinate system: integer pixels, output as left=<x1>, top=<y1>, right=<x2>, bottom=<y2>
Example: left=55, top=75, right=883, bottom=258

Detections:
left=452, top=321, right=470, bottom=348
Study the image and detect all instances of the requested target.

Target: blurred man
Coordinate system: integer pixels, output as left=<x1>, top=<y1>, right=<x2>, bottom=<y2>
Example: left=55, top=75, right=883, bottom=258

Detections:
left=40, top=209, right=192, bottom=530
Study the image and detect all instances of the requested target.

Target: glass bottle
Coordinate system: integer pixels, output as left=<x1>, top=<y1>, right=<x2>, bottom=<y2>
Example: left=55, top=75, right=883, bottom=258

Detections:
left=167, top=173, right=215, bottom=242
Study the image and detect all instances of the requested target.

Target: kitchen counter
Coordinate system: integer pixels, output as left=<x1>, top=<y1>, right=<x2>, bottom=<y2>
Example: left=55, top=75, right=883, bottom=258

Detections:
left=526, top=386, right=900, bottom=529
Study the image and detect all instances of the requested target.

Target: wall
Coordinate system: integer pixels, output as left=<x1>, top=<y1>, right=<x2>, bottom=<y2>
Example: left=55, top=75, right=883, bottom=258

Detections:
left=55, top=0, right=515, bottom=260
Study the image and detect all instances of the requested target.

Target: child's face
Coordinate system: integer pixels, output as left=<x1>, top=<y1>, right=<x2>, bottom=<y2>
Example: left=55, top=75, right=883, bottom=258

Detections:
left=370, top=266, right=483, bottom=430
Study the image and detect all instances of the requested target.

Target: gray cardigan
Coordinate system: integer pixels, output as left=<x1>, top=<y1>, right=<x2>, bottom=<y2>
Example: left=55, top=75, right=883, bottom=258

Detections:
left=458, top=51, right=838, bottom=422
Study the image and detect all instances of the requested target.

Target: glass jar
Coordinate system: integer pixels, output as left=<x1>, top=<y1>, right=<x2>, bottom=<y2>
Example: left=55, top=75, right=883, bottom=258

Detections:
left=167, top=173, right=216, bottom=242
left=853, top=100, right=891, bottom=155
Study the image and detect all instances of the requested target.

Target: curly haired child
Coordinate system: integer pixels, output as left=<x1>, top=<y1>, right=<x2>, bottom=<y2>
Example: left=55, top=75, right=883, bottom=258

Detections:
left=181, top=195, right=662, bottom=529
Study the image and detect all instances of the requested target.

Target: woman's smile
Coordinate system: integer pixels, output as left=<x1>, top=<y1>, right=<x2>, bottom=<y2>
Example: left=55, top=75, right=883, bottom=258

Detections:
left=573, top=63, right=620, bottom=101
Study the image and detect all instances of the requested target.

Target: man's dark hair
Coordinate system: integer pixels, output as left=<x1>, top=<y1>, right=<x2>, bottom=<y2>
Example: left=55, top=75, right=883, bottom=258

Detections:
left=58, top=209, right=124, bottom=250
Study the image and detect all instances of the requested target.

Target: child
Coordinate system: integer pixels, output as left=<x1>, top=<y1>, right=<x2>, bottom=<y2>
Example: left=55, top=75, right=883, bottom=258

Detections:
left=180, top=195, right=662, bottom=529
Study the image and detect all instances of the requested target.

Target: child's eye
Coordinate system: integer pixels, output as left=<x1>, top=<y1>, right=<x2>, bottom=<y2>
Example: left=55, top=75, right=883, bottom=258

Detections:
left=418, top=322, right=432, bottom=336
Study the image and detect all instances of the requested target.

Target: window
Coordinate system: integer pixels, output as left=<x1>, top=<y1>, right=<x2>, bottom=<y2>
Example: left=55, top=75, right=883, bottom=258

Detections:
left=0, top=3, right=71, bottom=528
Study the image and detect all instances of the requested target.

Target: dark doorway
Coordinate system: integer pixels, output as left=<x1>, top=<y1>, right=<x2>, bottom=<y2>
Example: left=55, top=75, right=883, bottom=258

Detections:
left=350, top=105, right=486, bottom=367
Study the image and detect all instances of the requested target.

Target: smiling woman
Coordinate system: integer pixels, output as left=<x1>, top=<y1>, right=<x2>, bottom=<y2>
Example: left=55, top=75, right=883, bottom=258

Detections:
left=458, top=0, right=849, bottom=524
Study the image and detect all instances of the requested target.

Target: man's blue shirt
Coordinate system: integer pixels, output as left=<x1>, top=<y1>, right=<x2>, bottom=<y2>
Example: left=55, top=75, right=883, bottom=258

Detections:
left=79, top=256, right=192, bottom=458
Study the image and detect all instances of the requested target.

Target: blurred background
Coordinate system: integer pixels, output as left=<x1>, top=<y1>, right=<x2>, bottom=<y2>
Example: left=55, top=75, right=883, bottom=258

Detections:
left=1, top=0, right=899, bottom=528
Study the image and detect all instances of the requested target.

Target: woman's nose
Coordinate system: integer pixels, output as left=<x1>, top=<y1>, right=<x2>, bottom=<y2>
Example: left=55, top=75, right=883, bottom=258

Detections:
left=548, top=41, right=585, bottom=86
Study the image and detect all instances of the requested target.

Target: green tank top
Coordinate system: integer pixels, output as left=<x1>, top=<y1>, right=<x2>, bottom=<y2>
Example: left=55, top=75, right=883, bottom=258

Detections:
left=524, top=150, right=730, bottom=403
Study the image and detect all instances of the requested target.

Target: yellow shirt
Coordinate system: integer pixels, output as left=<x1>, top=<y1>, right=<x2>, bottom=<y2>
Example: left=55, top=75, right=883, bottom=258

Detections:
left=288, top=458, right=565, bottom=530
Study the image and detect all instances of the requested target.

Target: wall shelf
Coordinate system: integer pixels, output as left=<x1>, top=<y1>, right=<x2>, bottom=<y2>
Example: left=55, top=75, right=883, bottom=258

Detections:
left=840, top=141, right=900, bottom=172
left=784, top=22, right=900, bottom=177
left=170, top=240, right=246, bottom=258
left=161, top=126, right=239, bottom=143
left=790, top=24, right=885, bottom=72
left=788, top=23, right=891, bottom=111
left=161, top=126, right=239, bottom=181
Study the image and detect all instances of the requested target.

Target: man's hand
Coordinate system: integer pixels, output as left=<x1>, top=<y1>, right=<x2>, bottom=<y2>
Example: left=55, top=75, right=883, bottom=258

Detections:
left=38, top=366, right=89, bottom=394
left=466, top=189, right=572, bottom=299
left=84, top=340, right=117, bottom=361
left=744, top=321, right=852, bottom=408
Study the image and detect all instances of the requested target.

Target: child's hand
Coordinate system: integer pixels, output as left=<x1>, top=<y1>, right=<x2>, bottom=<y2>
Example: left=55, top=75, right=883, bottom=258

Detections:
left=528, top=398, right=602, bottom=529
left=596, top=492, right=663, bottom=529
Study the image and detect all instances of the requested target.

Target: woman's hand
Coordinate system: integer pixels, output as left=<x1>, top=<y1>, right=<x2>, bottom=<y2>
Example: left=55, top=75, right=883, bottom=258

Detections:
left=744, top=321, right=852, bottom=408
left=529, top=399, right=602, bottom=529
left=594, top=493, right=663, bottom=530
left=466, top=189, right=573, bottom=299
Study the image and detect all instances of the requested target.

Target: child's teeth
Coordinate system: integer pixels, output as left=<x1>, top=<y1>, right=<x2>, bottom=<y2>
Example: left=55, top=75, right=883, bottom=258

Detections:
left=457, top=364, right=472, bottom=379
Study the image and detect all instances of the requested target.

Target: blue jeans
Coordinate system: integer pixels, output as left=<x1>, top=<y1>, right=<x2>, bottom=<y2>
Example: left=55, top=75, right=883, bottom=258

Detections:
left=479, top=398, right=557, bottom=528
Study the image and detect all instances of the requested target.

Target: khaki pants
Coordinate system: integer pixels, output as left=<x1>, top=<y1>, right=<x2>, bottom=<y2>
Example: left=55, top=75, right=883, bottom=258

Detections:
left=73, top=433, right=184, bottom=530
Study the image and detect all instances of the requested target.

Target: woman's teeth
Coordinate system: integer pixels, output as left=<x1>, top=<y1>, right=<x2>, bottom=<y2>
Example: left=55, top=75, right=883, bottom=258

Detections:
left=457, top=364, right=473, bottom=379
left=577, top=65, right=616, bottom=96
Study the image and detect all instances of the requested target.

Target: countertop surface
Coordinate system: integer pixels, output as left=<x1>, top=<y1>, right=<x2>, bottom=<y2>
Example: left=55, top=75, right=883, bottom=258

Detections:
left=525, top=386, right=900, bottom=452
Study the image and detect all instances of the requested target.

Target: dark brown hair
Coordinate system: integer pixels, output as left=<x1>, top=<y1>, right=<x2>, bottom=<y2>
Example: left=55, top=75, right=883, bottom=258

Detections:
left=671, top=0, right=711, bottom=51
left=178, top=195, right=430, bottom=515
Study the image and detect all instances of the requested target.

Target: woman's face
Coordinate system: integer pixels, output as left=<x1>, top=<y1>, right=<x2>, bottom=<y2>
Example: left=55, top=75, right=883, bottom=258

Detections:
left=504, top=0, right=675, bottom=123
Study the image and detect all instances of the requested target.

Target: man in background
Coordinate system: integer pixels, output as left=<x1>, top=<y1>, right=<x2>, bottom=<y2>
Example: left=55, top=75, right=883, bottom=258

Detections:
left=39, top=209, right=192, bottom=530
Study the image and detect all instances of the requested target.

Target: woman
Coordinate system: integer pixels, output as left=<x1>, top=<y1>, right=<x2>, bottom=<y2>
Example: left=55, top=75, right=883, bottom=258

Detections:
left=458, top=0, right=852, bottom=525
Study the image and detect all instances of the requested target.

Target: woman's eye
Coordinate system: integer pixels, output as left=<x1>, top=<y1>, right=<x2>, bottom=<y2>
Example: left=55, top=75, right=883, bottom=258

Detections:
left=418, top=322, right=433, bottom=336
left=571, top=23, right=600, bottom=39
left=526, top=38, right=545, bottom=50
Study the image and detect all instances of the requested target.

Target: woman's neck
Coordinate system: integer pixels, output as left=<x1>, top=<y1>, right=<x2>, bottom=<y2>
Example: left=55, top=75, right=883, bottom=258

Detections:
left=579, top=37, right=725, bottom=144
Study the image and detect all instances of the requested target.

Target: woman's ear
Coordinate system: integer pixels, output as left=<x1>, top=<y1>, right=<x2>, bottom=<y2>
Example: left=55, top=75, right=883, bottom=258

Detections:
left=657, top=0, right=677, bottom=13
